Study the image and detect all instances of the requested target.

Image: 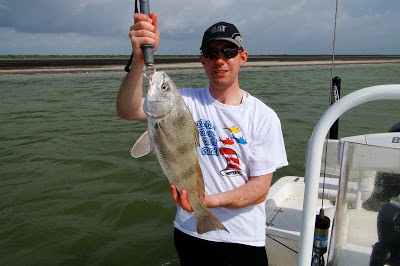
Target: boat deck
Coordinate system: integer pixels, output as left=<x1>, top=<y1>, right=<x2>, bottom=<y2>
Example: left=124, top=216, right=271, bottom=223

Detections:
left=265, top=176, right=336, bottom=265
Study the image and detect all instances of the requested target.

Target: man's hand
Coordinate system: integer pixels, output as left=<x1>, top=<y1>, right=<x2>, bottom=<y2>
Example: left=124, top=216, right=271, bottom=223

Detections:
left=171, top=184, right=193, bottom=212
left=117, top=12, right=159, bottom=121
left=170, top=184, right=223, bottom=211
left=129, top=13, right=160, bottom=61
left=170, top=173, right=272, bottom=211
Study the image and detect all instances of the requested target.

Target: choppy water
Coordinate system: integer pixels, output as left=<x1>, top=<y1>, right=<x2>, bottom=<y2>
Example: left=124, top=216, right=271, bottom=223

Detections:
left=1, top=63, right=399, bottom=265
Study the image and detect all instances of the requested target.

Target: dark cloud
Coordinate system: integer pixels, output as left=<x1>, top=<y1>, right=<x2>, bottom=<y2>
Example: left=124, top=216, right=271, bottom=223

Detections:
left=0, top=0, right=133, bottom=36
left=0, top=0, right=399, bottom=55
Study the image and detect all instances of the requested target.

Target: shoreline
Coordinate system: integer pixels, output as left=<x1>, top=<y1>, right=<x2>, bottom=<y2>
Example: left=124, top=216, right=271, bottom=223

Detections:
left=1, top=56, right=400, bottom=75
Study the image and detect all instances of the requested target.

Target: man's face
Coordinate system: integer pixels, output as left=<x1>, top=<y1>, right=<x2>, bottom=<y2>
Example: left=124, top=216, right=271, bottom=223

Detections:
left=199, top=40, right=248, bottom=91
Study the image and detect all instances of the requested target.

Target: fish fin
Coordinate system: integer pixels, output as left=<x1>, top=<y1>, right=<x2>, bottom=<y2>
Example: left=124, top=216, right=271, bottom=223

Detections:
left=155, top=123, right=178, bottom=157
left=193, top=120, right=200, bottom=147
left=196, top=158, right=205, bottom=202
left=131, top=131, right=153, bottom=158
left=156, top=123, right=173, bottom=150
left=194, top=160, right=228, bottom=234
left=196, top=209, right=229, bottom=234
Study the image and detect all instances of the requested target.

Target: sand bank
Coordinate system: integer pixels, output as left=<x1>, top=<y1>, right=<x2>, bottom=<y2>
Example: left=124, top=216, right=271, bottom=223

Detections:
left=1, top=58, right=399, bottom=75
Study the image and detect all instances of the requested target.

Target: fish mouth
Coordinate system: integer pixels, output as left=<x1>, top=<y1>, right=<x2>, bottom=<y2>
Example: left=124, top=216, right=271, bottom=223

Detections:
left=148, top=100, right=168, bottom=104
left=145, top=100, right=172, bottom=118
left=147, top=110, right=172, bottom=119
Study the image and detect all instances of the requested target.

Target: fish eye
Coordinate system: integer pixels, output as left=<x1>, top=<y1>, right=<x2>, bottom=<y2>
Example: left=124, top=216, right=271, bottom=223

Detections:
left=161, top=84, right=169, bottom=92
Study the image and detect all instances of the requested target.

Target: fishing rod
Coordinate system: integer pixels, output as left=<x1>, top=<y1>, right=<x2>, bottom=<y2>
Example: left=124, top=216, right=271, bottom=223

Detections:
left=328, top=0, right=341, bottom=140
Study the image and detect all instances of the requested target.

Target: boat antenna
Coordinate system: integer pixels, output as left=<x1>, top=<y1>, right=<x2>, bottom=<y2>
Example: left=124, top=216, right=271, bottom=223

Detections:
left=329, top=0, right=339, bottom=85
left=313, top=2, right=339, bottom=265
left=321, top=0, right=340, bottom=209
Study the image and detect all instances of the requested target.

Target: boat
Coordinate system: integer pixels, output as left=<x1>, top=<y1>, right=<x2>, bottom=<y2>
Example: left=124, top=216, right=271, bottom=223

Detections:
left=265, top=85, right=400, bottom=265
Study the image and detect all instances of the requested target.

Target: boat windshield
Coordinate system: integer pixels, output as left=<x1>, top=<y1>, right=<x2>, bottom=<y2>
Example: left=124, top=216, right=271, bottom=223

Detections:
left=327, top=141, right=400, bottom=265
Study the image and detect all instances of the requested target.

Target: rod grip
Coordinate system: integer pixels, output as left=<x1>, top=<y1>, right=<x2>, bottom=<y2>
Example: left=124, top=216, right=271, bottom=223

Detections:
left=139, top=0, right=154, bottom=66
left=329, top=76, right=341, bottom=139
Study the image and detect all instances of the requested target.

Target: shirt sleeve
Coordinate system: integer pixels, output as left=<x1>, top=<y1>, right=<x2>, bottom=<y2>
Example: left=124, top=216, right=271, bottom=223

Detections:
left=248, top=113, right=288, bottom=177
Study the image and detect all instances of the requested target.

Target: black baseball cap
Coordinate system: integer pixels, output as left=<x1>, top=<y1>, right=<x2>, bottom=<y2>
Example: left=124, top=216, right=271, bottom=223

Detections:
left=200, top=22, right=244, bottom=50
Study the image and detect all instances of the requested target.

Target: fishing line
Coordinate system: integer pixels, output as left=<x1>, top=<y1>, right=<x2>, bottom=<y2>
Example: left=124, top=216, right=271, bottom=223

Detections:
left=266, top=234, right=299, bottom=254
left=266, top=207, right=299, bottom=254
left=140, top=167, right=166, bottom=180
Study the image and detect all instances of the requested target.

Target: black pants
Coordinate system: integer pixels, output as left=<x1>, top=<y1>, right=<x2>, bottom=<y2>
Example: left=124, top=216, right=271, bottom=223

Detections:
left=174, top=228, right=269, bottom=266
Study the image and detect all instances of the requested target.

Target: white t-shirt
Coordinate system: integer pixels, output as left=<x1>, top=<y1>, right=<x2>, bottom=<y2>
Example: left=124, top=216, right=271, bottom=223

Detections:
left=174, top=87, right=288, bottom=247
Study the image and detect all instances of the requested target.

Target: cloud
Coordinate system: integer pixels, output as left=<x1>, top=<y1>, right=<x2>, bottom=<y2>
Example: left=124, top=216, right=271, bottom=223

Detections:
left=336, top=4, right=400, bottom=54
left=0, top=0, right=399, bottom=55
left=0, top=0, right=133, bottom=36
left=0, top=27, right=129, bottom=55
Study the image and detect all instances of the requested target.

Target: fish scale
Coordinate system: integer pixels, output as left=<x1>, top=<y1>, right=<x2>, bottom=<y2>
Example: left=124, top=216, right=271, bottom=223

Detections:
left=131, top=71, right=229, bottom=234
left=151, top=99, right=201, bottom=206
left=153, top=116, right=196, bottom=187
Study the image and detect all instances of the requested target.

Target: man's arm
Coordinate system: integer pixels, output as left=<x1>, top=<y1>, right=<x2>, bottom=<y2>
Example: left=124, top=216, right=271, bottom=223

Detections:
left=171, top=173, right=273, bottom=211
left=117, top=60, right=147, bottom=120
left=116, top=13, right=159, bottom=121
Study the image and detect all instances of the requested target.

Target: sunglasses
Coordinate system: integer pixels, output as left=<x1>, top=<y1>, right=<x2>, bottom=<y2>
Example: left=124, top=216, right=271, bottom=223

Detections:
left=201, top=47, right=242, bottom=60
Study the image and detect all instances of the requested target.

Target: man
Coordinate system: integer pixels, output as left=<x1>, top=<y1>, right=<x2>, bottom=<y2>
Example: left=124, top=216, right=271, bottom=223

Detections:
left=117, top=13, right=288, bottom=265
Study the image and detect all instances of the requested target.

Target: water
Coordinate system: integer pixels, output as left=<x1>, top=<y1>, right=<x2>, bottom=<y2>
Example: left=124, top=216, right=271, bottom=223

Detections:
left=1, top=63, right=399, bottom=265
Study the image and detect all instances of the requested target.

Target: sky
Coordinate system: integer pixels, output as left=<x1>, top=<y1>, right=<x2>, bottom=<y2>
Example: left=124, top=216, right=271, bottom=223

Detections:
left=0, top=0, right=399, bottom=55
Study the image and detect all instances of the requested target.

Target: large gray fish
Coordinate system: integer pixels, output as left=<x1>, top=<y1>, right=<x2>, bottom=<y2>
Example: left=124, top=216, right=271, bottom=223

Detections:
left=131, top=71, right=228, bottom=234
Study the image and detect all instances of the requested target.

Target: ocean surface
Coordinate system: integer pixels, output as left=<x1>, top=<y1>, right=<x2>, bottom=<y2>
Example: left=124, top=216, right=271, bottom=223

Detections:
left=1, top=63, right=399, bottom=265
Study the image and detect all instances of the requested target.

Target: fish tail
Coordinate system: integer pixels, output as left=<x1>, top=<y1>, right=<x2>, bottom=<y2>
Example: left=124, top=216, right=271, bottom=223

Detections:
left=195, top=209, right=229, bottom=234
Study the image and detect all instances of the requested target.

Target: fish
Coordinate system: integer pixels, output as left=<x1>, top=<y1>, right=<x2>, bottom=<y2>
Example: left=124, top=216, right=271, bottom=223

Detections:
left=233, top=135, right=247, bottom=145
left=131, top=71, right=229, bottom=234
left=219, top=137, right=235, bottom=145
left=224, top=124, right=241, bottom=133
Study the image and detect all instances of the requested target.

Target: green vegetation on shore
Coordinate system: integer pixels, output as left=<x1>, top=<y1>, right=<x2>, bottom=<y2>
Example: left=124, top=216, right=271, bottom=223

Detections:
left=2, top=54, right=400, bottom=61
left=0, top=54, right=201, bottom=60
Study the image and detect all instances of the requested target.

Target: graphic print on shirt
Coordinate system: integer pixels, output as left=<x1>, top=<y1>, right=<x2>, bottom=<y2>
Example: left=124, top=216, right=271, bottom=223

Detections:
left=223, top=124, right=241, bottom=133
left=219, top=124, right=247, bottom=177
left=196, top=119, right=248, bottom=177
left=196, top=119, right=219, bottom=156
left=219, top=137, right=235, bottom=145
left=219, top=147, right=245, bottom=176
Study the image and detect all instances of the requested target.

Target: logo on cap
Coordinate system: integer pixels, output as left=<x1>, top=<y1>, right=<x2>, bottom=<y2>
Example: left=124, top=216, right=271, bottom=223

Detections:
left=211, top=25, right=227, bottom=34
